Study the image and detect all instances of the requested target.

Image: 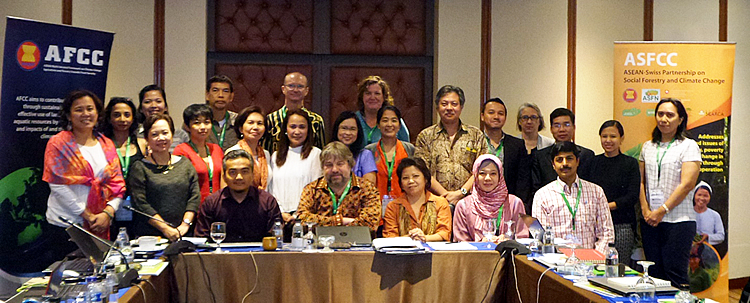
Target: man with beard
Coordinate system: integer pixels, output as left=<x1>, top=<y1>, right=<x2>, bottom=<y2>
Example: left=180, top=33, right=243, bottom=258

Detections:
left=532, top=141, right=614, bottom=253
left=296, top=142, right=380, bottom=231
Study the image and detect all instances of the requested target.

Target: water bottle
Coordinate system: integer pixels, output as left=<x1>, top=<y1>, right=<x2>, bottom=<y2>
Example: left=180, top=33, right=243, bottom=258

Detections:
left=116, top=227, right=134, bottom=264
left=605, top=242, right=619, bottom=277
left=542, top=226, right=555, bottom=254
left=291, top=222, right=305, bottom=249
left=103, top=264, right=119, bottom=302
left=273, top=220, right=284, bottom=245
left=86, top=276, right=106, bottom=303
left=674, top=284, right=697, bottom=303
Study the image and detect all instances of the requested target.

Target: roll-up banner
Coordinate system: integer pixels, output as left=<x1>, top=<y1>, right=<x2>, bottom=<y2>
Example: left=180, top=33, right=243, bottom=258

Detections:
left=614, top=42, right=734, bottom=302
left=0, top=17, right=113, bottom=274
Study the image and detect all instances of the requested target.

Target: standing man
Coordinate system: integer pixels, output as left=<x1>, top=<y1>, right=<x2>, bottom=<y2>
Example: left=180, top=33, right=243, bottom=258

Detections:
left=532, top=108, right=595, bottom=195
left=194, top=150, right=282, bottom=242
left=296, top=142, right=381, bottom=231
left=206, top=75, right=239, bottom=151
left=264, top=72, right=326, bottom=152
left=532, top=142, right=614, bottom=253
left=415, top=85, right=487, bottom=206
left=481, top=97, right=528, bottom=203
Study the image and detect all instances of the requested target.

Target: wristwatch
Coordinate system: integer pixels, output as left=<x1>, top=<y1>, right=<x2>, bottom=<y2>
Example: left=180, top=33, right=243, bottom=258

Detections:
left=460, top=188, right=469, bottom=196
left=183, top=219, right=193, bottom=226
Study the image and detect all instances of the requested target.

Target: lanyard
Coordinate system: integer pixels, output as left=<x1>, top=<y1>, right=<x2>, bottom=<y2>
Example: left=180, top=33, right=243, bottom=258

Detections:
left=366, top=126, right=378, bottom=144
left=380, top=141, right=396, bottom=192
left=212, top=112, right=230, bottom=147
left=496, top=205, right=504, bottom=229
left=656, top=138, right=676, bottom=183
left=190, top=141, right=214, bottom=193
left=328, top=179, right=352, bottom=215
left=116, top=137, right=131, bottom=178
left=559, top=180, right=582, bottom=231
left=485, top=135, right=504, bottom=158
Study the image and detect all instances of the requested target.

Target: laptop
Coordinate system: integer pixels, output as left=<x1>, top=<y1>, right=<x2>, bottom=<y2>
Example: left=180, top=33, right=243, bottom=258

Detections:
left=45, top=257, right=89, bottom=299
left=65, top=226, right=113, bottom=264
left=316, top=226, right=372, bottom=247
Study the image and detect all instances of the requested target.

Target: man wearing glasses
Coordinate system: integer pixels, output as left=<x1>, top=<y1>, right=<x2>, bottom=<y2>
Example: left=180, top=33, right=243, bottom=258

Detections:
left=264, top=72, right=327, bottom=151
left=531, top=108, right=595, bottom=197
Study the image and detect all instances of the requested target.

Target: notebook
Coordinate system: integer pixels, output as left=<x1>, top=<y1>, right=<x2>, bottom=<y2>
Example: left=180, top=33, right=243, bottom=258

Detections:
left=588, top=277, right=679, bottom=296
left=558, top=248, right=606, bottom=264
left=316, top=226, right=372, bottom=247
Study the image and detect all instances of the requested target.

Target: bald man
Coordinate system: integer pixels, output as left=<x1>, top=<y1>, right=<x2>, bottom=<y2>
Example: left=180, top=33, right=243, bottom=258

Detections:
left=263, top=72, right=326, bottom=152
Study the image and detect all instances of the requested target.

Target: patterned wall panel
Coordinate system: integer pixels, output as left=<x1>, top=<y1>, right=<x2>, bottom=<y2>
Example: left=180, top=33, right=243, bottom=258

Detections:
left=215, top=0, right=314, bottom=53
left=215, top=64, right=313, bottom=115
left=329, top=67, right=425, bottom=143
left=330, top=0, right=426, bottom=55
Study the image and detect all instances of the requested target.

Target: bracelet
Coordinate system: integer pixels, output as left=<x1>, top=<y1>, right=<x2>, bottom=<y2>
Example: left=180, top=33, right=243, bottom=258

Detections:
left=661, top=204, right=670, bottom=214
left=102, top=209, right=114, bottom=220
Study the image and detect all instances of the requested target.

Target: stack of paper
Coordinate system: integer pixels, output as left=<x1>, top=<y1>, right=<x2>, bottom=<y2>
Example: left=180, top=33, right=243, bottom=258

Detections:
left=607, top=276, right=672, bottom=289
left=372, top=237, right=427, bottom=254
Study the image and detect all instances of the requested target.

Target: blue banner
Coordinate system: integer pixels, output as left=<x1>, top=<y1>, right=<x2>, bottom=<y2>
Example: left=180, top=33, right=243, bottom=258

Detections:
left=0, top=17, right=113, bottom=274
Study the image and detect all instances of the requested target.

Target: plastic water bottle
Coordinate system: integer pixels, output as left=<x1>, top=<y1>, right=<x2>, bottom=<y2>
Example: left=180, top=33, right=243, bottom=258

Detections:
left=86, top=276, right=106, bottom=303
left=273, top=220, right=284, bottom=245
left=542, top=226, right=555, bottom=254
left=103, top=264, right=119, bottom=302
left=605, top=242, right=619, bottom=277
left=116, top=227, right=134, bottom=264
left=291, top=222, right=305, bottom=249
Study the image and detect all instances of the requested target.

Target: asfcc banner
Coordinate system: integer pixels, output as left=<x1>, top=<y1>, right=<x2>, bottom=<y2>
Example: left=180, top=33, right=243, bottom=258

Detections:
left=614, top=42, right=734, bottom=302
left=0, top=17, right=113, bottom=274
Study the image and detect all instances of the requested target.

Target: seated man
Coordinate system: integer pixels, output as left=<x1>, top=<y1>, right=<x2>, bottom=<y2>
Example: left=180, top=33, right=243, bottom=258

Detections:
left=532, top=141, right=614, bottom=253
left=195, top=150, right=282, bottom=242
left=297, top=142, right=381, bottom=231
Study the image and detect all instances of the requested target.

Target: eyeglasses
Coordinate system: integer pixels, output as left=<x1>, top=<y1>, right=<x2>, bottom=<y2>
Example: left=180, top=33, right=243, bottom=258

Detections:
left=520, top=115, right=539, bottom=121
left=285, top=84, right=307, bottom=90
left=552, top=122, right=572, bottom=128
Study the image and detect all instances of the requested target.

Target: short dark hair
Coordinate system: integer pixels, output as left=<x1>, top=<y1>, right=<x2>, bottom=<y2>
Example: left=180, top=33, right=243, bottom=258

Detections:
left=182, top=104, right=213, bottom=127
left=206, top=75, right=234, bottom=93
left=332, top=111, right=364, bottom=157
left=599, top=120, right=624, bottom=136
left=102, top=97, right=138, bottom=140
left=434, top=85, right=465, bottom=107
left=482, top=97, right=506, bottom=114
left=550, top=108, right=575, bottom=125
left=549, top=141, right=580, bottom=161
left=143, top=113, right=175, bottom=138
left=651, top=98, right=689, bottom=143
left=60, top=90, right=104, bottom=131
left=377, top=105, right=403, bottom=123
left=357, top=75, right=394, bottom=111
left=223, top=149, right=253, bottom=173
left=396, top=157, right=432, bottom=192
left=234, top=106, right=266, bottom=139
left=137, top=84, right=168, bottom=123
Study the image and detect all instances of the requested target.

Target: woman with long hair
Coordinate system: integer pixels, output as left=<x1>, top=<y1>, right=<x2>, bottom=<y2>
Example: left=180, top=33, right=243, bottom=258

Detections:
left=268, top=109, right=322, bottom=223
left=639, top=98, right=701, bottom=287
left=226, top=106, right=272, bottom=190
left=173, top=104, right=223, bottom=203
left=332, top=111, right=377, bottom=184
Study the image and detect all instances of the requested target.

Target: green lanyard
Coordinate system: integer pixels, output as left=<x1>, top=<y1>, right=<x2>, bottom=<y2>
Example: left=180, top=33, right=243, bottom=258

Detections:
left=327, top=179, right=352, bottom=215
left=485, top=136, right=504, bottom=158
left=190, top=141, right=214, bottom=193
left=366, top=126, right=378, bottom=144
left=380, top=141, right=396, bottom=193
left=496, top=205, right=504, bottom=229
left=212, top=112, right=230, bottom=147
left=656, top=138, right=676, bottom=183
left=280, top=106, right=288, bottom=120
left=115, top=137, right=131, bottom=178
left=559, top=180, right=582, bottom=231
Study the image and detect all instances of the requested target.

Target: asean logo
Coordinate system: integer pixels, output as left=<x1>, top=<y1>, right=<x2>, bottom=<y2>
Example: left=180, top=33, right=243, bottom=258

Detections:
left=623, top=89, right=637, bottom=103
left=16, top=41, right=41, bottom=71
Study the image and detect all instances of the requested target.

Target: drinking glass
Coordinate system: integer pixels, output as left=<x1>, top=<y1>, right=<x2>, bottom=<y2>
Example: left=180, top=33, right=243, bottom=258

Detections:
left=483, top=218, right=497, bottom=248
left=504, top=220, right=515, bottom=240
left=635, top=261, right=656, bottom=302
left=210, top=222, right=226, bottom=253
left=528, top=229, right=542, bottom=253
left=303, top=221, right=316, bottom=250
left=318, top=235, right=335, bottom=253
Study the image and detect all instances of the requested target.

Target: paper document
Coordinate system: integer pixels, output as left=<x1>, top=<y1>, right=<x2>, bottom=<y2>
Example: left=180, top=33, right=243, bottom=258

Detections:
left=428, top=242, right=478, bottom=251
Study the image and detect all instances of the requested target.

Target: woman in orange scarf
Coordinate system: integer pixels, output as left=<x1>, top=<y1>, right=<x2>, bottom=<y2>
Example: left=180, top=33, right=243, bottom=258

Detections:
left=364, top=105, right=415, bottom=200
left=43, top=90, right=126, bottom=260
left=226, top=106, right=271, bottom=190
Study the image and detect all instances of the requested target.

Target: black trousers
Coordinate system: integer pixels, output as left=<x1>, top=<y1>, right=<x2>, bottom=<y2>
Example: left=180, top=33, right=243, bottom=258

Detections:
left=641, top=219, right=695, bottom=287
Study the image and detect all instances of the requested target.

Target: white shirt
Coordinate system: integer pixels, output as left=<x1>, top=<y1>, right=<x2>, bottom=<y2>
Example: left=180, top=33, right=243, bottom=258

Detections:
left=268, top=146, right=322, bottom=213
left=640, top=138, right=701, bottom=223
left=46, top=142, right=123, bottom=227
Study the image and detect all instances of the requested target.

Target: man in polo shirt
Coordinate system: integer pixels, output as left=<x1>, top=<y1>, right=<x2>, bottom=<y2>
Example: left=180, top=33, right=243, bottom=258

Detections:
left=264, top=72, right=326, bottom=152
left=532, top=141, right=614, bottom=253
left=296, top=142, right=380, bottom=231
left=206, top=75, right=239, bottom=150
left=194, top=150, right=282, bottom=242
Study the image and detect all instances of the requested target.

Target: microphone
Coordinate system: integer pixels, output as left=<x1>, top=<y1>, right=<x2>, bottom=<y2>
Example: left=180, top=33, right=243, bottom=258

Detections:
left=58, top=216, right=139, bottom=288
left=121, top=205, right=195, bottom=256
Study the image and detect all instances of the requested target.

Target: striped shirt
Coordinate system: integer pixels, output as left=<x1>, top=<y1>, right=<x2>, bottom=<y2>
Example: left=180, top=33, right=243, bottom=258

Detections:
left=263, top=106, right=326, bottom=152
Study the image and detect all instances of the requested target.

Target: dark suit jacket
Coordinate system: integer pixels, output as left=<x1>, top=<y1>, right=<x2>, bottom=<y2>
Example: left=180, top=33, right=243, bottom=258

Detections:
left=531, top=143, right=595, bottom=198
left=500, top=134, right=527, bottom=197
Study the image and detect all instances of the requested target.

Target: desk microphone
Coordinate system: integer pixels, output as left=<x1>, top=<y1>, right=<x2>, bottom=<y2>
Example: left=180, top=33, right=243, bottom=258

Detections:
left=122, top=205, right=195, bottom=256
left=58, top=216, right=139, bottom=288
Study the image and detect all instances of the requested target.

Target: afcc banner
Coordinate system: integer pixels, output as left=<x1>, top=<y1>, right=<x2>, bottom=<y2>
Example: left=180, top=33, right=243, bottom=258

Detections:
left=0, top=17, right=113, bottom=273
left=614, top=42, right=734, bottom=302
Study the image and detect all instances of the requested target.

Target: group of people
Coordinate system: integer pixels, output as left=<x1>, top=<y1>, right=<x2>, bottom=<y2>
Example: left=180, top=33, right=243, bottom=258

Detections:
left=43, top=71, right=710, bottom=288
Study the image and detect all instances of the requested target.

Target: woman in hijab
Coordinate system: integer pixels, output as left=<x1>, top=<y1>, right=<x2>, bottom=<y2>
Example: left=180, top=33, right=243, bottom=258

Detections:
left=453, top=154, right=528, bottom=242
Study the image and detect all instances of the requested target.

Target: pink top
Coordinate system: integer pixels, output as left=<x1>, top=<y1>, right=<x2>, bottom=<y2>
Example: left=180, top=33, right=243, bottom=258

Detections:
left=453, top=194, right=529, bottom=242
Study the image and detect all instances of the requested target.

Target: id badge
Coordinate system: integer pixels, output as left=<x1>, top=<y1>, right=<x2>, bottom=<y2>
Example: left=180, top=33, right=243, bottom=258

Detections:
left=648, top=189, right=665, bottom=210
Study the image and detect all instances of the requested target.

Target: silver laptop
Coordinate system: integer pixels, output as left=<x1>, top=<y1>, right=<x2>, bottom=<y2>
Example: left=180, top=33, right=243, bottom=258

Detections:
left=316, top=226, right=372, bottom=247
